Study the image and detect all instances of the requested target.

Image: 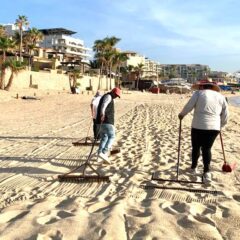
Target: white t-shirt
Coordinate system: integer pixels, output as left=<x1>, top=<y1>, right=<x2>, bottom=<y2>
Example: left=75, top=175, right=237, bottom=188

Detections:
left=91, top=95, right=101, bottom=119
left=180, top=90, right=229, bottom=130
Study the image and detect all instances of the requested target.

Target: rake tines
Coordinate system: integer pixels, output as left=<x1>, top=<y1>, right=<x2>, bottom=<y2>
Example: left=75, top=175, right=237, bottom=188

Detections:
left=110, top=147, right=121, bottom=155
left=59, top=133, right=110, bottom=183
left=58, top=174, right=110, bottom=183
left=58, top=123, right=112, bottom=183
left=72, top=137, right=99, bottom=146
left=141, top=184, right=220, bottom=195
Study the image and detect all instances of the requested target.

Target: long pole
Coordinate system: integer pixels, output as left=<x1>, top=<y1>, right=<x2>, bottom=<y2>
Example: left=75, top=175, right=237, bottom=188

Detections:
left=220, top=131, right=226, bottom=164
left=176, top=119, right=182, bottom=180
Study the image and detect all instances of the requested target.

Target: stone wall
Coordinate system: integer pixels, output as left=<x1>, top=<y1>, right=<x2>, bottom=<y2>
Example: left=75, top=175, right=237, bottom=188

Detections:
left=5, top=70, right=115, bottom=92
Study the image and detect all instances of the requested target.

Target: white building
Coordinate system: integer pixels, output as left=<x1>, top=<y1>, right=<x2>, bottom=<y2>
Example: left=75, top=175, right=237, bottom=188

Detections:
left=2, top=23, right=27, bottom=37
left=123, top=51, right=145, bottom=67
left=38, top=28, right=91, bottom=62
left=144, top=57, right=161, bottom=78
left=228, top=71, right=240, bottom=83
left=123, top=51, right=161, bottom=78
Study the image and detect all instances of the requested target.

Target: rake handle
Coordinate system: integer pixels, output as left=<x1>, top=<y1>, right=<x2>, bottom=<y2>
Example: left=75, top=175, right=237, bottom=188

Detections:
left=176, top=119, right=182, bottom=180
left=85, top=119, right=92, bottom=141
left=219, top=131, right=227, bottom=164
left=83, top=123, right=102, bottom=174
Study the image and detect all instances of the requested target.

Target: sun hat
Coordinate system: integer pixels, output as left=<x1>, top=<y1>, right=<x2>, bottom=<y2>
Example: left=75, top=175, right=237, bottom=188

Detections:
left=191, top=80, right=220, bottom=92
left=111, top=87, right=121, bottom=98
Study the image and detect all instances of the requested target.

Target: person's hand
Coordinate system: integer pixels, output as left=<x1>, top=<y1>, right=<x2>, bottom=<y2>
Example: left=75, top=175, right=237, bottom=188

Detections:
left=178, top=113, right=184, bottom=120
left=101, top=114, right=105, bottom=122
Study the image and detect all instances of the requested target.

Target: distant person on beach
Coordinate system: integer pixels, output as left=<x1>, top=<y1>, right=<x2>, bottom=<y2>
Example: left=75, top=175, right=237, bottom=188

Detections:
left=178, top=80, right=229, bottom=183
left=90, top=91, right=102, bottom=140
left=96, top=87, right=121, bottom=164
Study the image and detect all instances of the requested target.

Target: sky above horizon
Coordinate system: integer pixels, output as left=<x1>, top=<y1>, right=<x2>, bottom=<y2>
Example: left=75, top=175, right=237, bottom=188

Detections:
left=1, top=0, right=240, bottom=73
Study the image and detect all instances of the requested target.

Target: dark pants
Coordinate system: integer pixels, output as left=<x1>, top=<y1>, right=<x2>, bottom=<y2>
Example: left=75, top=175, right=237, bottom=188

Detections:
left=93, top=119, right=100, bottom=140
left=191, top=128, right=219, bottom=173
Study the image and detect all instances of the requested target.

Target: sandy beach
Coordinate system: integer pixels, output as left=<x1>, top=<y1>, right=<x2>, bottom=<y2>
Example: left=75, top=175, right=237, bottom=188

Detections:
left=0, top=89, right=240, bottom=240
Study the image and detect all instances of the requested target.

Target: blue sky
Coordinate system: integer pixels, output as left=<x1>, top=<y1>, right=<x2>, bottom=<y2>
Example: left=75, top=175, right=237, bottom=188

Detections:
left=1, top=0, right=240, bottom=72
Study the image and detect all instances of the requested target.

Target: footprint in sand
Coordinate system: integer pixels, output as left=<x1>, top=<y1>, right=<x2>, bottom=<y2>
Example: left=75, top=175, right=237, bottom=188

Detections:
left=37, top=215, right=59, bottom=225
left=87, top=201, right=111, bottom=213
left=233, top=194, right=240, bottom=202
left=57, top=210, right=74, bottom=219
left=98, top=228, right=107, bottom=237
left=0, top=210, right=29, bottom=223
left=37, top=210, right=74, bottom=225
left=177, top=215, right=196, bottom=228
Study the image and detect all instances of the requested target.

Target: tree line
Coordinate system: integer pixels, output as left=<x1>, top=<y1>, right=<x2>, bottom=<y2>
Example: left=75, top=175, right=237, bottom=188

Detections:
left=0, top=15, right=43, bottom=90
left=0, top=15, right=145, bottom=91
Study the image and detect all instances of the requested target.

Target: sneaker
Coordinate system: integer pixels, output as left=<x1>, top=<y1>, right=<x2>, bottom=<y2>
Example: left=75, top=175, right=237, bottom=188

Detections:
left=189, top=167, right=199, bottom=175
left=202, top=172, right=212, bottom=183
left=98, top=152, right=110, bottom=164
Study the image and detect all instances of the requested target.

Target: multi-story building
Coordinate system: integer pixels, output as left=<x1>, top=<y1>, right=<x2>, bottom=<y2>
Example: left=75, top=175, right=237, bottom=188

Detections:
left=122, top=51, right=161, bottom=79
left=144, top=58, right=159, bottom=78
left=2, top=23, right=26, bottom=37
left=122, top=51, right=145, bottom=67
left=39, top=28, right=91, bottom=63
left=208, top=71, right=228, bottom=83
left=2, top=25, right=91, bottom=71
left=160, top=64, right=210, bottom=83
left=226, top=71, right=240, bottom=83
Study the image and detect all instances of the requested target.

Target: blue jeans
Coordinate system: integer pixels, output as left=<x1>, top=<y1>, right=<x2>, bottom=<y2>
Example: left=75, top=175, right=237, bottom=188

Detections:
left=98, top=124, right=115, bottom=154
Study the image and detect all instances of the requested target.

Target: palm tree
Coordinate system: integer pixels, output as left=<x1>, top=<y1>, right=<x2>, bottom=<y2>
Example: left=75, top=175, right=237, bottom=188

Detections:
left=4, top=58, right=25, bottom=91
left=24, top=27, right=43, bottom=68
left=68, top=69, right=82, bottom=93
left=15, top=15, right=29, bottom=63
left=93, top=39, right=106, bottom=89
left=0, top=25, right=6, bottom=37
left=93, top=36, right=121, bottom=90
left=0, top=37, right=16, bottom=89
left=112, top=51, right=128, bottom=87
left=134, top=63, right=144, bottom=90
left=104, top=48, right=118, bottom=89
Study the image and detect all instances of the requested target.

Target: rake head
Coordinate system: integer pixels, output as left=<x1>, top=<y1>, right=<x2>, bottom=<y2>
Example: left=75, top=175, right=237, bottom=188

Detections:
left=110, top=148, right=121, bottom=155
left=72, top=137, right=100, bottom=146
left=58, top=174, right=110, bottom=183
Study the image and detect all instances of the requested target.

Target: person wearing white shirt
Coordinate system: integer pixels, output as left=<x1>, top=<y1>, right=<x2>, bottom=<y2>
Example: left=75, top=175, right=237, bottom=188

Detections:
left=178, top=81, right=229, bottom=182
left=90, top=91, right=102, bottom=139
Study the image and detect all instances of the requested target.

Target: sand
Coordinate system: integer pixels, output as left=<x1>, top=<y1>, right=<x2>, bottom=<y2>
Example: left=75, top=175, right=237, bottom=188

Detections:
left=0, top=89, right=240, bottom=240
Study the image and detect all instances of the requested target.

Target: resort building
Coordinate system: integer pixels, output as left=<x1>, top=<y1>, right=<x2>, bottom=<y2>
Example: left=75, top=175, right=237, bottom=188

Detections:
left=226, top=71, right=240, bottom=83
left=2, top=23, right=26, bottom=37
left=2, top=25, right=91, bottom=72
left=144, top=57, right=161, bottom=78
left=160, top=64, right=210, bottom=83
left=122, top=51, right=161, bottom=79
left=38, top=28, right=91, bottom=63
left=208, top=71, right=228, bottom=83
left=122, top=51, right=145, bottom=67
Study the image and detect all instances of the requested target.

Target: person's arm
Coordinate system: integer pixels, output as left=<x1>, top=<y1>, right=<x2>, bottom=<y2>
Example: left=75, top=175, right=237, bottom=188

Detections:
left=220, top=97, right=229, bottom=128
left=100, top=95, right=112, bottom=121
left=178, top=91, right=199, bottom=120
